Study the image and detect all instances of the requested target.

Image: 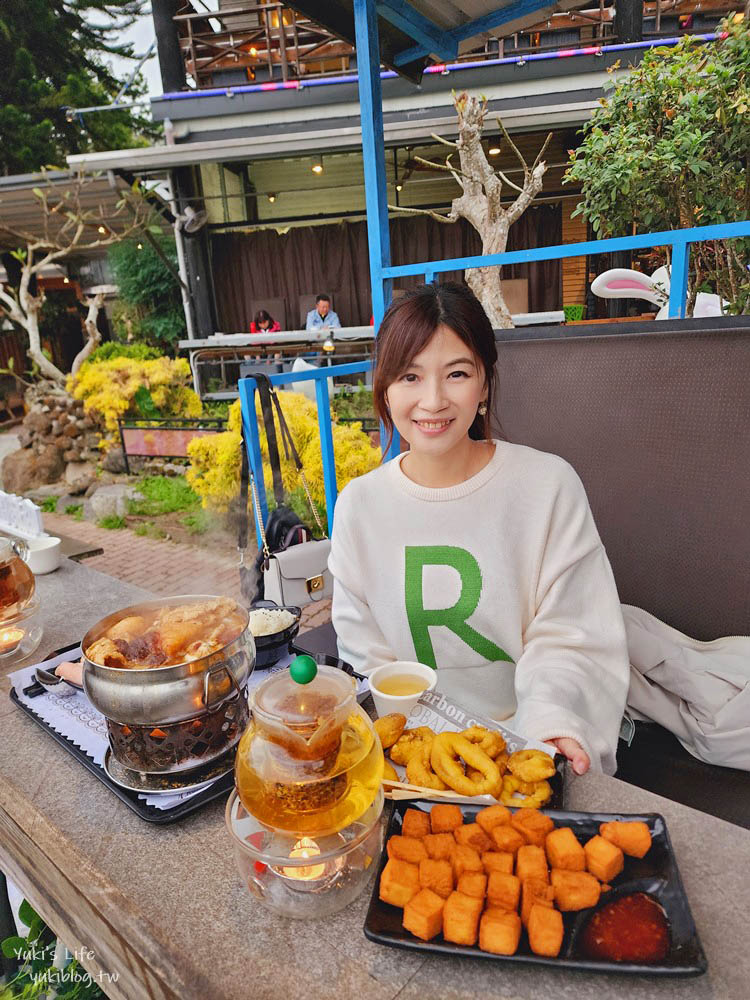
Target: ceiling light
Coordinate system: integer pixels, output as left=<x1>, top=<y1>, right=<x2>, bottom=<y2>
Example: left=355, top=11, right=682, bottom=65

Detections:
left=488, top=147, right=501, bottom=156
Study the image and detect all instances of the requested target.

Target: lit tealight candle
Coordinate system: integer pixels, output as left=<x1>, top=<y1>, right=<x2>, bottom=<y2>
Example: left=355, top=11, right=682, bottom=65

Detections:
left=0, top=628, right=24, bottom=655
left=281, top=838, right=326, bottom=881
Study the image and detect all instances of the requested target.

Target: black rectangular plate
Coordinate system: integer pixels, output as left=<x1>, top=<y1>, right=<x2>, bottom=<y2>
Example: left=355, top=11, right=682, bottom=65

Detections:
left=8, top=643, right=234, bottom=825
left=364, top=800, right=707, bottom=976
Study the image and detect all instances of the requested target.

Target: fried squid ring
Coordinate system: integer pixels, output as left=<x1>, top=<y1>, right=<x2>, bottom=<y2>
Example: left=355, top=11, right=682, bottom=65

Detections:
left=499, top=774, right=552, bottom=808
left=507, top=748, right=556, bottom=783
left=374, top=713, right=407, bottom=750
left=494, top=750, right=509, bottom=776
left=390, top=726, right=435, bottom=765
left=431, top=732, right=501, bottom=797
left=461, top=726, right=507, bottom=759
left=406, top=743, right=447, bottom=790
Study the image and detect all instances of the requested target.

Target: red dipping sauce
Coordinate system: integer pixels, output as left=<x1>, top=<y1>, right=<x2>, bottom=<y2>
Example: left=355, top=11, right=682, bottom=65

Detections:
left=581, top=892, right=669, bottom=963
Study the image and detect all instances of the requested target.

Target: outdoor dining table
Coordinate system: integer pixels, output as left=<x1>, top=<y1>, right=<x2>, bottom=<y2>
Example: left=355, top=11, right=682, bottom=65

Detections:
left=0, top=558, right=748, bottom=1000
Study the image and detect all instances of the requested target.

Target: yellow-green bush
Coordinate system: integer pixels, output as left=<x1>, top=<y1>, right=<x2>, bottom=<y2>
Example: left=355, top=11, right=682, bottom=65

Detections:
left=186, top=393, right=380, bottom=513
left=68, top=356, right=202, bottom=444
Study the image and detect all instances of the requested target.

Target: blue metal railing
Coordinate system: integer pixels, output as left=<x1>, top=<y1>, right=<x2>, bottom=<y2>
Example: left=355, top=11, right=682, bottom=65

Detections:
left=238, top=220, right=750, bottom=544
left=238, top=362, right=372, bottom=542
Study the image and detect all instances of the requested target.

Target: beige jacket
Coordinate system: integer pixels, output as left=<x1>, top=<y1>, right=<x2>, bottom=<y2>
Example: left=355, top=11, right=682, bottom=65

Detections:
left=624, top=604, right=750, bottom=770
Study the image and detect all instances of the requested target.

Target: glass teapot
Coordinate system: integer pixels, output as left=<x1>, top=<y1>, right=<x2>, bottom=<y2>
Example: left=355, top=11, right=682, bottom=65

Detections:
left=235, top=657, right=384, bottom=836
left=0, top=538, right=35, bottom=621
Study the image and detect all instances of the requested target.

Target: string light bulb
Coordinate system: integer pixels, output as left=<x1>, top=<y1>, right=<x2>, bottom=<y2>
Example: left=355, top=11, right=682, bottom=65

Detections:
left=268, top=193, right=276, bottom=203
left=249, top=46, right=258, bottom=57
left=311, top=158, right=323, bottom=174
left=488, top=147, right=501, bottom=156
left=137, top=242, right=143, bottom=250
left=395, top=183, right=403, bottom=192
left=97, top=225, right=107, bottom=234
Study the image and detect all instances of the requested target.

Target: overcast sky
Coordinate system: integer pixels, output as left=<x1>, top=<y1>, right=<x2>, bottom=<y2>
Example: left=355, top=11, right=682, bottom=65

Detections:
left=111, top=8, right=163, bottom=97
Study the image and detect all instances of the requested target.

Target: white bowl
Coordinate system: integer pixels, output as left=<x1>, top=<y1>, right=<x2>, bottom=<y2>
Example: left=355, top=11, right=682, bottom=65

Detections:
left=25, top=535, right=62, bottom=575
left=367, top=660, right=437, bottom=718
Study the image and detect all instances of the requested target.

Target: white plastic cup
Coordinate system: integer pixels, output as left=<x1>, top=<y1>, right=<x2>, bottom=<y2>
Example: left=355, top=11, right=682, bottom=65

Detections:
left=367, top=660, right=437, bottom=718
left=24, top=535, right=62, bottom=575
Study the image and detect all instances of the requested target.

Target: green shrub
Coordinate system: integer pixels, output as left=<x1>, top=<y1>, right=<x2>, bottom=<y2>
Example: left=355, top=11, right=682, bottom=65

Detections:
left=89, top=342, right=161, bottom=363
left=128, top=475, right=201, bottom=517
left=64, top=503, right=83, bottom=521
left=98, top=514, right=125, bottom=530
left=108, top=235, right=186, bottom=353
left=133, top=520, right=166, bottom=539
left=181, top=509, right=210, bottom=535
left=40, top=496, right=58, bottom=513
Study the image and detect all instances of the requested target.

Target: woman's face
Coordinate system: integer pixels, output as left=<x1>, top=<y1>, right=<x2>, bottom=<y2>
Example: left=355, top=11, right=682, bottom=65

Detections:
left=385, top=324, right=487, bottom=455
left=259, top=319, right=270, bottom=330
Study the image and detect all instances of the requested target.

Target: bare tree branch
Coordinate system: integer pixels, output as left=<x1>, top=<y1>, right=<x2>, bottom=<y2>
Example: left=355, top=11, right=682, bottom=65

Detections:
left=388, top=203, right=457, bottom=224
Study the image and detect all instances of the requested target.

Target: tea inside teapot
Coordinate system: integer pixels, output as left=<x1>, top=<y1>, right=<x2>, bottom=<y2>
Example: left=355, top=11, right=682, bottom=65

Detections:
left=0, top=538, right=35, bottom=620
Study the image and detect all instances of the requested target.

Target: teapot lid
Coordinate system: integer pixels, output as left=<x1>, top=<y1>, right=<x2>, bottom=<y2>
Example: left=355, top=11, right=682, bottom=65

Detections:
left=253, top=658, right=355, bottom=734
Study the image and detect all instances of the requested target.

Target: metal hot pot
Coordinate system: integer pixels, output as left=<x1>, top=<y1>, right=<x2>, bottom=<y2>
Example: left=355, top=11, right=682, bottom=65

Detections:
left=82, top=595, right=255, bottom=775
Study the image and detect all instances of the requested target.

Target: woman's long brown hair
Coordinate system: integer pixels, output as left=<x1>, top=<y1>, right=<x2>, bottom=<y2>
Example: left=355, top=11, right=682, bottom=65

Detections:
left=373, top=282, right=500, bottom=455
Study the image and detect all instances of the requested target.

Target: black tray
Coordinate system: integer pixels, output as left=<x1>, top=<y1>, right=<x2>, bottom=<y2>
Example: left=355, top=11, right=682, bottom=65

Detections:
left=8, top=643, right=235, bottom=825
left=364, top=800, right=707, bottom=976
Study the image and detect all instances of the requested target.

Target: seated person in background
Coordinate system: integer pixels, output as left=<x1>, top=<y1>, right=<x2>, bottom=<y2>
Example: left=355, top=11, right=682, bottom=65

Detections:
left=251, top=309, right=281, bottom=333
left=306, top=293, right=341, bottom=331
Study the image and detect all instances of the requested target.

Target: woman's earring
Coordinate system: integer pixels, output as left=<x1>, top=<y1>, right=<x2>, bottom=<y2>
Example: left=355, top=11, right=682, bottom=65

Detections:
left=478, top=402, right=488, bottom=416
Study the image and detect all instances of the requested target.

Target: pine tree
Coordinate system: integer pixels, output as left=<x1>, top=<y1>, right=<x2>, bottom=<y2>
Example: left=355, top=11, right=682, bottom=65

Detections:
left=0, top=0, right=157, bottom=175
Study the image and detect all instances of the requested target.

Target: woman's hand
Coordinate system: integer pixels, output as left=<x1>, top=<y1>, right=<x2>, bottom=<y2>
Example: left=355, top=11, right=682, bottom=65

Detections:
left=547, top=737, right=590, bottom=775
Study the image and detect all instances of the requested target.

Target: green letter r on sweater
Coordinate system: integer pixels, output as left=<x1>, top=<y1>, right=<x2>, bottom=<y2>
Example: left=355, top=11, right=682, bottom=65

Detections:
left=404, top=545, right=513, bottom=669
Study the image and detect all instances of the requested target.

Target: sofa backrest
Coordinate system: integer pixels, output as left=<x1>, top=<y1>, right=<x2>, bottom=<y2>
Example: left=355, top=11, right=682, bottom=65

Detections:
left=491, top=318, right=750, bottom=640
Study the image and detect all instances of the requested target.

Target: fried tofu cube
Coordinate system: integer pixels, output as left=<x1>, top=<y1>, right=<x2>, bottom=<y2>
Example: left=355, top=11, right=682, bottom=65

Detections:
left=545, top=826, right=586, bottom=871
left=510, top=808, right=555, bottom=847
left=550, top=869, right=601, bottom=911
left=516, top=844, right=549, bottom=883
left=402, top=888, right=445, bottom=941
left=457, top=871, right=487, bottom=899
left=584, top=835, right=624, bottom=883
left=599, top=820, right=652, bottom=859
left=387, top=835, right=429, bottom=864
left=442, top=891, right=483, bottom=946
left=430, top=803, right=464, bottom=833
left=419, top=858, right=454, bottom=899
left=482, top=851, right=514, bottom=875
left=379, top=858, right=420, bottom=908
left=491, top=825, right=525, bottom=856
left=521, top=877, right=555, bottom=927
left=402, top=808, right=431, bottom=840
left=479, top=908, right=522, bottom=955
left=454, top=823, right=493, bottom=853
left=424, top=833, right=456, bottom=861
left=452, top=844, right=483, bottom=880
left=527, top=903, right=564, bottom=957
left=486, top=871, right=521, bottom=911
left=475, top=804, right=511, bottom=835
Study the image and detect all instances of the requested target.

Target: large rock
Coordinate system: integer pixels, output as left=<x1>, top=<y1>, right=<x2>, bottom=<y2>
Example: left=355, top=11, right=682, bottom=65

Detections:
left=64, top=460, right=97, bottom=496
left=2, top=445, right=64, bottom=494
left=102, top=447, right=127, bottom=474
left=88, top=483, right=141, bottom=520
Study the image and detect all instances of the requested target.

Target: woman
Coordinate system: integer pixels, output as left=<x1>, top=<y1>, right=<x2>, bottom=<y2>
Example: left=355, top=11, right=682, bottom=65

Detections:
left=251, top=309, right=281, bottom=333
left=328, top=283, right=630, bottom=775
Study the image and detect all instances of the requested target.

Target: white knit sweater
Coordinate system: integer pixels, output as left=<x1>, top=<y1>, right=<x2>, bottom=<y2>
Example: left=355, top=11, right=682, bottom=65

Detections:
left=327, top=440, right=630, bottom=774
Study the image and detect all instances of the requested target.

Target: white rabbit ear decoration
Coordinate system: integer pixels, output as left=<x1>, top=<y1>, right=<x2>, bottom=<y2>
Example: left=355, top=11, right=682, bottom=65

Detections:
left=591, top=265, right=725, bottom=320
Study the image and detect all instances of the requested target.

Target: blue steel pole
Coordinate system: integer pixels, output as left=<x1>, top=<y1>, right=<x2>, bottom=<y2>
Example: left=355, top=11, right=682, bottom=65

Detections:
left=315, top=376, right=338, bottom=534
left=237, top=377, right=268, bottom=546
left=353, top=0, right=400, bottom=460
left=668, top=240, right=691, bottom=319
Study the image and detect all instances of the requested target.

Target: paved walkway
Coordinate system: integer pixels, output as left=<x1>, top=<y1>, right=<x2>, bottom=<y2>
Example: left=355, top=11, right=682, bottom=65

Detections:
left=42, top=512, right=332, bottom=634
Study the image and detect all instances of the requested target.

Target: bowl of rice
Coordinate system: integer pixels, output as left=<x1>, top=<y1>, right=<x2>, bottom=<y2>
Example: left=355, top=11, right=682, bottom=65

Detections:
left=247, top=602, right=302, bottom=668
